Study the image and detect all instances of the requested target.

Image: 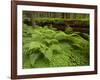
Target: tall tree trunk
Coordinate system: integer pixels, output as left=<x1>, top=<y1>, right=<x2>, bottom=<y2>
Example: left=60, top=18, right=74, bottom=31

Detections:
left=31, top=12, right=36, bottom=27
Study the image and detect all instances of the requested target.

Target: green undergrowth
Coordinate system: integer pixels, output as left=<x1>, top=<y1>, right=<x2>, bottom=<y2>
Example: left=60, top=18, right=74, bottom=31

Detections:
left=22, top=24, right=89, bottom=68
left=35, top=18, right=89, bottom=26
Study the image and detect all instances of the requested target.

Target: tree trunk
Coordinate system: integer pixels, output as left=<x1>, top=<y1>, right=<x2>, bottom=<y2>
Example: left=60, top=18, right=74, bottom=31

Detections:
left=31, top=12, right=36, bottom=27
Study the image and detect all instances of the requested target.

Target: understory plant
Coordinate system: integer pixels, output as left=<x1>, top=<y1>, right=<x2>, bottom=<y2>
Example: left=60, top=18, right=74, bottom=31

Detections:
left=23, top=24, right=89, bottom=68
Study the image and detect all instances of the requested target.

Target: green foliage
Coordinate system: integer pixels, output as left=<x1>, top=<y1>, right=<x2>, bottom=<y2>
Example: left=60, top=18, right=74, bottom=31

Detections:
left=65, top=26, right=73, bottom=34
left=23, top=24, right=89, bottom=68
left=35, top=18, right=65, bottom=24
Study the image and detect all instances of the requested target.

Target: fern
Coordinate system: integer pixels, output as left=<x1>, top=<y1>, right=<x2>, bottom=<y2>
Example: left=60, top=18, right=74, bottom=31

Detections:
left=22, top=24, right=89, bottom=68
